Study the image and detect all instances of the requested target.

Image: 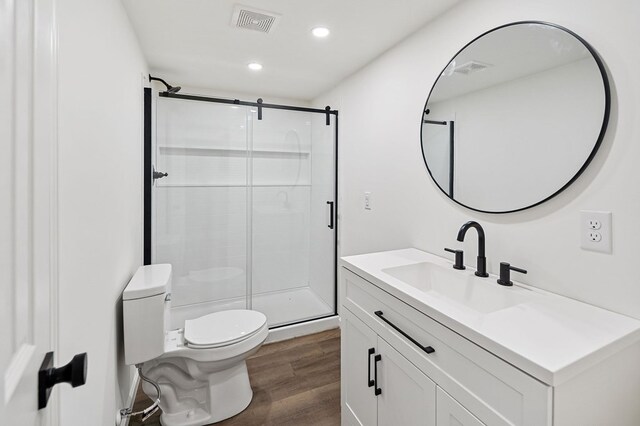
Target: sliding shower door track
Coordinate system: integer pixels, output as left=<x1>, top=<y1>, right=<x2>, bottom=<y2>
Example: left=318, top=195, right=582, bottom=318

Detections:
left=159, top=92, right=338, bottom=116
left=268, top=314, right=338, bottom=330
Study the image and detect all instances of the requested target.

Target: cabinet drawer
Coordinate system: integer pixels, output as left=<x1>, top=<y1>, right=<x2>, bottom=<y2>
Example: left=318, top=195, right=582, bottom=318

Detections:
left=437, top=387, right=485, bottom=426
left=342, top=267, right=551, bottom=426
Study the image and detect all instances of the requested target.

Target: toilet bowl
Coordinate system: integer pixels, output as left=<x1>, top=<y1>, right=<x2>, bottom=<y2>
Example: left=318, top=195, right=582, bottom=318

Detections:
left=123, top=265, right=268, bottom=426
left=141, top=310, right=268, bottom=426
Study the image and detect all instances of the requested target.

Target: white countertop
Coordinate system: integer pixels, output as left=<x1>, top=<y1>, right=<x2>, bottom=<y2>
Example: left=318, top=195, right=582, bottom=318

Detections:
left=341, top=248, right=640, bottom=386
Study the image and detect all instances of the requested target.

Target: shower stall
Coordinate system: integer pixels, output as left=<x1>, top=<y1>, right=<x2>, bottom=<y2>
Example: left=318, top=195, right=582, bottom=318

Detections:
left=143, top=89, right=337, bottom=330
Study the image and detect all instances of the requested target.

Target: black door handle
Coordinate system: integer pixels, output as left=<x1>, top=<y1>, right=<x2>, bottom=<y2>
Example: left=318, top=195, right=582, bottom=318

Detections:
left=375, top=310, right=435, bottom=354
left=38, top=352, right=88, bottom=409
left=374, top=354, right=382, bottom=396
left=367, top=348, right=375, bottom=387
left=327, top=201, right=334, bottom=229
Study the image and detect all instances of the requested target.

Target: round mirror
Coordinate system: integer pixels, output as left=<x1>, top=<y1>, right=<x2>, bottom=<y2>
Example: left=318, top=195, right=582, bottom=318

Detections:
left=421, top=22, right=610, bottom=213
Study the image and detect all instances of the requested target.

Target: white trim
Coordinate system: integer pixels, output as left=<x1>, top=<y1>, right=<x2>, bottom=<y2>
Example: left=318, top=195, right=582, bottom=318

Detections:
left=265, top=315, right=340, bottom=343
left=34, top=0, right=60, bottom=423
left=47, top=0, right=60, bottom=424
left=139, top=72, right=147, bottom=266
left=3, top=345, right=36, bottom=404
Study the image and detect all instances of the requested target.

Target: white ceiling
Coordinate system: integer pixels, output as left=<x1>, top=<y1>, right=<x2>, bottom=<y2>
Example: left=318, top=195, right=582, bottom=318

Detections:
left=122, top=0, right=460, bottom=101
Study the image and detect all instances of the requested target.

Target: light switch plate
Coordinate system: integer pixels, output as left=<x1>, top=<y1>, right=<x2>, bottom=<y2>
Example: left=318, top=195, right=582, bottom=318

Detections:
left=364, top=192, right=371, bottom=210
left=580, top=210, right=612, bottom=253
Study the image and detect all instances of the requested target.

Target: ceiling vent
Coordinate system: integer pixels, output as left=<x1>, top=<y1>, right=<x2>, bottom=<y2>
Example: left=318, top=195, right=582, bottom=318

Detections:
left=453, top=60, right=492, bottom=75
left=231, top=5, right=281, bottom=33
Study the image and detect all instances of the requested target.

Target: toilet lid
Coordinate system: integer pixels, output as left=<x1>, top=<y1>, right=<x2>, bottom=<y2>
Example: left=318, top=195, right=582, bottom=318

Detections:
left=184, top=310, right=267, bottom=348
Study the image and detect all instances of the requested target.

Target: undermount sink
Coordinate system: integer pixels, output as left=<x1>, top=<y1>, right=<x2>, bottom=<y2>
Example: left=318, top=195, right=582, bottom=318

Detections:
left=381, top=262, right=526, bottom=314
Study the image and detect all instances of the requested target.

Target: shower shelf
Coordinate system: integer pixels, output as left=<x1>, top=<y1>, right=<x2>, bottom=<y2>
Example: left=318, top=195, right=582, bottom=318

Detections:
left=158, top=145, right=310, bottom=156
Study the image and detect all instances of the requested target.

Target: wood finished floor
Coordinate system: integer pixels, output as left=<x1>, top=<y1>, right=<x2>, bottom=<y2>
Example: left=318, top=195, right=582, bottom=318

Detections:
left=129, top=328, right=341, bottom=426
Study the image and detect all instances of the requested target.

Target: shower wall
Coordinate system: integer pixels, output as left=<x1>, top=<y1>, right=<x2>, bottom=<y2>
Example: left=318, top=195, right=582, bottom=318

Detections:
left=152, top=95, right=336, bottom=328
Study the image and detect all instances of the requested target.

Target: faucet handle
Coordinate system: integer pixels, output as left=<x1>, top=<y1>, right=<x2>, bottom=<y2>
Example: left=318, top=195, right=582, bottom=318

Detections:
left=497, top=262, right=527, bottom=286
left=444, top=248, right=465, bottom=270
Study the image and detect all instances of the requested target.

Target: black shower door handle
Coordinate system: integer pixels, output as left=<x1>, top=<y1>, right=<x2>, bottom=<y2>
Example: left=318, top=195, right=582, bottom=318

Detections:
left=327, top=201, right=334, bottom=229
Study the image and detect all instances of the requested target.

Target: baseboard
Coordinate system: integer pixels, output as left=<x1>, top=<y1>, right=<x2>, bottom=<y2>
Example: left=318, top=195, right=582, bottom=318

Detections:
left=119, top=368, right=140, bottom=426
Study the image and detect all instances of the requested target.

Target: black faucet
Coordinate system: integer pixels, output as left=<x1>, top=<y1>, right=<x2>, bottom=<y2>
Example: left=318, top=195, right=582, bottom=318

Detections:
left=444, top=248, right=465, bottom=270
left=456, top=221, right=489, bottom=277
left=497, top=262, right=527, bottom=286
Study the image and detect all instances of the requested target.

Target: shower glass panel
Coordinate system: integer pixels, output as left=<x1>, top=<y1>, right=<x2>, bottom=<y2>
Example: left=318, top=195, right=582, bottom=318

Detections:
left=152, top=94, right=336, bottom=329
left=251, top=109, right=335, bottom=326
left=154, top=98, right=250, bottom=326
left=422, top=119, right=454, bottom=197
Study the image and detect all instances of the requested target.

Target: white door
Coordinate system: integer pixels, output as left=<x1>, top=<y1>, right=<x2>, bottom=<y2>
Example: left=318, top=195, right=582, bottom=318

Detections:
left=436, top=388, right=485, bottom=426
left=1, top=0, right=58, bottom=424
left=342, top=309, right=378, bottom=426
left=376, top=338, right=437, bottom=426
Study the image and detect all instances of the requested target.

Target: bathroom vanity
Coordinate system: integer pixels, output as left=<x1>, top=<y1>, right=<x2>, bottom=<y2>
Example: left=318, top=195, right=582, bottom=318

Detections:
left=340, top=249, right=640, bottom=426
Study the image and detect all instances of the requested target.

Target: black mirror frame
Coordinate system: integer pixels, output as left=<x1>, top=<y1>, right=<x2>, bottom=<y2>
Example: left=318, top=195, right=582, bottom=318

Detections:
left=420, top=21, right=611, bottom=214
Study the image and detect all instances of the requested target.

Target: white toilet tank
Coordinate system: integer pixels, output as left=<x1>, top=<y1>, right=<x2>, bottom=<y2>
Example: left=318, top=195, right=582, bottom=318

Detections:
left=123, top=264, right=172, bottom=365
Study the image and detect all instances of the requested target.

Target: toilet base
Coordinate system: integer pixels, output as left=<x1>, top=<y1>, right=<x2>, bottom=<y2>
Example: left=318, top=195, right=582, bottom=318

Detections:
left=151, top=361, right=254, bottom=426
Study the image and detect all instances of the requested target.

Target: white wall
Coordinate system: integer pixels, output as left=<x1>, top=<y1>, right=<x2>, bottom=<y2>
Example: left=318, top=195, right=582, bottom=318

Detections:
left=56, top=0, right=147, bottom=424
left=315, top=0, right=640, bottom=319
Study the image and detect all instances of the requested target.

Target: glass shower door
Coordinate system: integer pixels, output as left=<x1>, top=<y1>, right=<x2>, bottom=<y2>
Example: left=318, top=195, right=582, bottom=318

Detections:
left=151, top=93, right=337, bottom=329
left=251, top=108, right=336, bottom=326
left=153, top=97, right=250, bottom=328
left=422, top=117, right=454, bottom=197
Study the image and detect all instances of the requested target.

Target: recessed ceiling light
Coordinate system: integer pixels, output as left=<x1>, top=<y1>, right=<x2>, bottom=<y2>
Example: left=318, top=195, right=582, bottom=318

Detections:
left=248, top=62, right=263, bottom=71
left=312, top=27, right=330, bottom=38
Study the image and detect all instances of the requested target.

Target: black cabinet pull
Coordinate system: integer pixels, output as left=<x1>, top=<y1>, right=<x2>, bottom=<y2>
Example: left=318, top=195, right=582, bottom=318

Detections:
left=367, top=348, right=375, bottom=387
left=374, top=310, right=435, bottom=354
left=327, top=201, right=334, bottom=229
left=374, top=354, right=382, bottom=396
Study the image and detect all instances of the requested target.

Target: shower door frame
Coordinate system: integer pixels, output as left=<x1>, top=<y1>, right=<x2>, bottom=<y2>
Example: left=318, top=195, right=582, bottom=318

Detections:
left=142, top=88, right=339, bottom=325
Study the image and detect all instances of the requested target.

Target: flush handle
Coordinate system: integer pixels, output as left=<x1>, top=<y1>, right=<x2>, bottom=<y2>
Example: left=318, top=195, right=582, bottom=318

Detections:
left=153, top=169, right=168, bottom=180
left=38, top=352, right=88, bottom=409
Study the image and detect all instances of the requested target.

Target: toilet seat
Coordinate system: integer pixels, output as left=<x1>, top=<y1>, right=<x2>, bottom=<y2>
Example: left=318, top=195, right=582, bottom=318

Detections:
left=184, top=310, right=267, bottom=349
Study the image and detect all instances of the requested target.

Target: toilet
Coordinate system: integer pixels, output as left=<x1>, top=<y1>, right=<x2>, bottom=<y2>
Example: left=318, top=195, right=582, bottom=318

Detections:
left=123, top=264, right=268, bottom=426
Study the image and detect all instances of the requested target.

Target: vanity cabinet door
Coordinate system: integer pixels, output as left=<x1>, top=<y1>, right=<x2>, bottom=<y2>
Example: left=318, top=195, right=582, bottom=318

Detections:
left=342, top=308, right=379, bottom=426
left=436, top=387, right=485, bottom=426
left=377, top=338, right=437, bottom=426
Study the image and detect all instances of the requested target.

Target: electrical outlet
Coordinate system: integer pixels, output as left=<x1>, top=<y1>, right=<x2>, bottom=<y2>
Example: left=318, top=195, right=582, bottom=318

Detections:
left=580, top=211, right=612, bottom=253
left=587, top=219, right=601, bottom=230
left=588, top=231, right=602, bottom=242
left=364, top=192, right=372, bottom=210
